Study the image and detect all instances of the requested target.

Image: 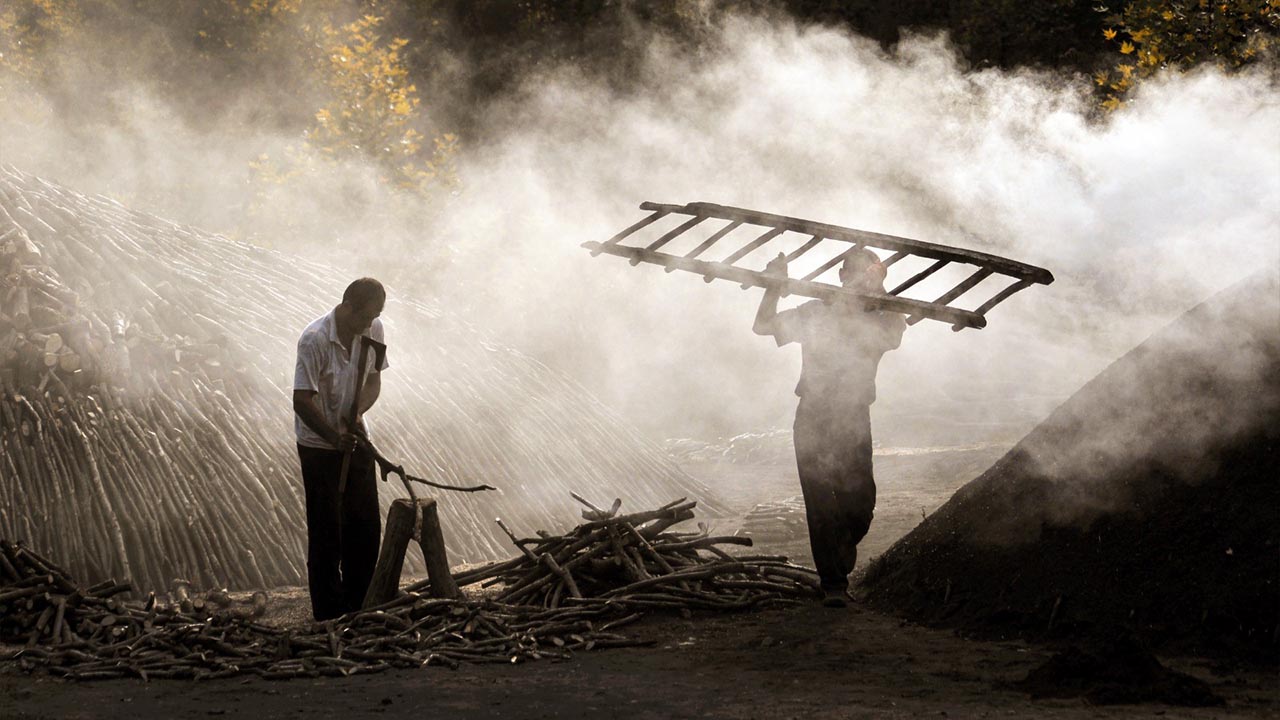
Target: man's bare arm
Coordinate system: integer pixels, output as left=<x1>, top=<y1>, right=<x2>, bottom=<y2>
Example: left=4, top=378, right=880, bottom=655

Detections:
left=753, top=253, right=789, bottom=337
left=753, top=286, right=783, bottom=336
left=359, top=370, right=381, bottom=415
left=292, top=389, right=356, bottom=451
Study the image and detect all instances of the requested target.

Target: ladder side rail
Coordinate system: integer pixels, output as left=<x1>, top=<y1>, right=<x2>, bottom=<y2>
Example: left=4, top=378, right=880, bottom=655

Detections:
left=651, top=201, right=1054, bottom=285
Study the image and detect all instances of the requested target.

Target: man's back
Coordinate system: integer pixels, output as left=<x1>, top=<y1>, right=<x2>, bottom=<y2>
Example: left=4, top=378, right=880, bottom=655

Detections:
left=773, top=299, right=906, bottom=406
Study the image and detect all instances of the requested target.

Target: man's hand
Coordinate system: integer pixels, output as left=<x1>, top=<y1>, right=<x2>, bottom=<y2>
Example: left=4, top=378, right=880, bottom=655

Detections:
left=337, top=418, right=370, bottom=453
left=753, top=253, right=789, bottom=337
left=337, top=432, right=360, bottom=453
left=764, top=252, right=788, bottom=279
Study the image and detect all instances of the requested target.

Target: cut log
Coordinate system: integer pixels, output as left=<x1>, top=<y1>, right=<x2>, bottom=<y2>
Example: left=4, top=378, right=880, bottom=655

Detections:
left=363, top=498, right=460, bottom=609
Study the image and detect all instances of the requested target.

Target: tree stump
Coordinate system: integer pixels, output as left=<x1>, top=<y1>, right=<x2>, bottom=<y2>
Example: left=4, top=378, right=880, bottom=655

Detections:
left=363, top=498, right=460, bottom=609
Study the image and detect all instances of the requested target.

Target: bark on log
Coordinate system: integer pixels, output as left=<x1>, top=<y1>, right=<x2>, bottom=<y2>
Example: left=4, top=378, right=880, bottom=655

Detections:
left=363, top=499, right=459, bottom=610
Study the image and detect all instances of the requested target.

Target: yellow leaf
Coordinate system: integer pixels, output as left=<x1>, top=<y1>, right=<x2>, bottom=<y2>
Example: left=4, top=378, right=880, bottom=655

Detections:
left=1103, top=27, right=1118, bottom=39
left=1120, top=41, right=1136, bottom=54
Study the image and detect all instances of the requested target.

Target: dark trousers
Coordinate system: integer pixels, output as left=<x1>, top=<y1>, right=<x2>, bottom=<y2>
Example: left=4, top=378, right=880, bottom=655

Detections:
left=297, top=444, right=381, bottom=621
left=793, top=399, right=876, bottom=591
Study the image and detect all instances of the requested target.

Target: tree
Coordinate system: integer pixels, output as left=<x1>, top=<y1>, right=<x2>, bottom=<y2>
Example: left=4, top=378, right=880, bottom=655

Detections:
left=0, top=0, right=81, bottom=90
left=1096, top=0, right=1280, bottom=108
left=305, top=11, right=456, bottom=192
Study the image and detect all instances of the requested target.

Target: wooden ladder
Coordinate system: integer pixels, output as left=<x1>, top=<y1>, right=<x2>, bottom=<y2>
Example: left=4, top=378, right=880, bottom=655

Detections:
left=583, top=201, right=1054, bottom=331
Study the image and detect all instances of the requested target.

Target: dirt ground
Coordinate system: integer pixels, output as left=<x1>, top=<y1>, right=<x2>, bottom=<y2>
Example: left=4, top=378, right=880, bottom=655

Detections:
left=3, top=448, right=1276, bottom=718
left=3, top=602, right=1277, bottom=719
left=687, top=444, right=1011, bottom=569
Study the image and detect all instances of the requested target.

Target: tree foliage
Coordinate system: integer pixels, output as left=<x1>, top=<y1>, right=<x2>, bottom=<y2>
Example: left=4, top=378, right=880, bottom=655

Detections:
left=305, top=12, right=456, bottom=191
left=1097, top=0, right=1280, bottom=107
left=0, top=0, right=81, bottom=84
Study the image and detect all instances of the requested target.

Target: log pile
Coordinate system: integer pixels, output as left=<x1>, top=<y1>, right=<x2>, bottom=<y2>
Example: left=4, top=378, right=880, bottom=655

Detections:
left=416, top=496, right=821, bottom=610
left=3, top=500, right=820, bottom=681
left=0, top=164, right=724, bottom=592
left=736, top=496, right=808, bottom=545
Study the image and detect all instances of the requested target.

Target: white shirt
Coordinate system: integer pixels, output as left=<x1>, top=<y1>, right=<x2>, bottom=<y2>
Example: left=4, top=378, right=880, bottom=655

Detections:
left=293, top=309, right=390, bottom=450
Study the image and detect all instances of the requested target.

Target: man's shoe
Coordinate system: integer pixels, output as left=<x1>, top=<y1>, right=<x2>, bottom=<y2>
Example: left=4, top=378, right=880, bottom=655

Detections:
left=821, top=588, right=848, bottom=608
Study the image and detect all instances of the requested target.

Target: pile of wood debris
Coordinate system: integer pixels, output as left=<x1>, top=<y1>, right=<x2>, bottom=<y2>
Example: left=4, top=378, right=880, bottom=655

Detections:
left=3, top=498, right=818, bottom=680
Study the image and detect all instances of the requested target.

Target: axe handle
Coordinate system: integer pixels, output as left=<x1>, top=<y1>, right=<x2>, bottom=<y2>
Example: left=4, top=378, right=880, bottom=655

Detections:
left=337, top=451, right=354, bottom=496
left=337, top=337, right=373, bottom=497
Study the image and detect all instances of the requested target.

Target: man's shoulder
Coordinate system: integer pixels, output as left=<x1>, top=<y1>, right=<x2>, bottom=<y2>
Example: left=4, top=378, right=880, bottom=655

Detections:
left=298, top=312, right=333, bottom=347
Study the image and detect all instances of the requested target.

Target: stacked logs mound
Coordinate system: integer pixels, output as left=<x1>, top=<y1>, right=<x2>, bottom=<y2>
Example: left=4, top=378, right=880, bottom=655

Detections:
left=0, top=164, right=723, bottom=593
left=736, top=496, right=807, bottom=546
left=858, top=271, right=1280, bottom=661
left=2, top=499, right=820, bottom=681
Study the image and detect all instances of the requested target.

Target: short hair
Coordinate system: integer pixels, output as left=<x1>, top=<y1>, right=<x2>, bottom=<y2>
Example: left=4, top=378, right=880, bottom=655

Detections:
left=842, top=248, right=884, bottom=275
left=342, top=277, right=386, bottom=309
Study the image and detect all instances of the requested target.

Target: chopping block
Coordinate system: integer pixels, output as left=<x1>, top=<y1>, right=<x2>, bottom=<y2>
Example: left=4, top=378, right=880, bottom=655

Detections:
left=363, top=498, right=461, bottom=609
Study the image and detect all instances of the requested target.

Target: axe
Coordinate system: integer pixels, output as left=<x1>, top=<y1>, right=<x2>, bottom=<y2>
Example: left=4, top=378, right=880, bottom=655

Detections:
left=337, top=334, right=387, bottom=497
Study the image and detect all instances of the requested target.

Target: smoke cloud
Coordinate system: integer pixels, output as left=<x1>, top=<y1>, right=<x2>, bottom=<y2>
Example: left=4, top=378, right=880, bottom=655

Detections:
left=2, top=9, right=1277, bottom=451
left=433, top=16, right=1280, bottom=442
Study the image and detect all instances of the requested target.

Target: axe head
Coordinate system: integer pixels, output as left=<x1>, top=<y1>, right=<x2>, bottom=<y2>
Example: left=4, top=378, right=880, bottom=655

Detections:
left=359, top=335, right=388, bottom=367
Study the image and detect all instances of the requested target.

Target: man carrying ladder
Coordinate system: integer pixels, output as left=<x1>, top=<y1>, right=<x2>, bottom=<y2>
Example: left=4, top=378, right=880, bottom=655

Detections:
left=753, top=250, right=906, bottom=608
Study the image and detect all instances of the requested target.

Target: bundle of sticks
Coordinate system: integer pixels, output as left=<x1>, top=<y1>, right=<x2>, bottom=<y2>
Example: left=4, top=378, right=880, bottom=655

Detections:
left=414, top=496, right=822, bottom=610
left=2, top=499, right=819, bottom=681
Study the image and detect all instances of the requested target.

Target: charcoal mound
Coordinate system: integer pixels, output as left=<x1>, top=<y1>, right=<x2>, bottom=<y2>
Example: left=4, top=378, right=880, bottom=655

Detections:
left=0, top=166, right=724, bottom=592
left=1013, top=635, right=1224, bottom=706
left=858, top=270, right=1280, bottom=661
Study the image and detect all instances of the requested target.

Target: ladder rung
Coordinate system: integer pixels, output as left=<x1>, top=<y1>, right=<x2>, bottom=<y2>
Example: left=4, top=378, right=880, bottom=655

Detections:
left=890, top=259, right=948, bottom=295
left=723, top=228, right=785, bottom=265
left=645, top=215, right=707, bottom=252
left=784, top=235, right=823, bottom=262
left=881, top=251, right=907, bottom=268
left=801, top=245, right=863, bottom=282
left=974, top=278, right=1034, bottom=316
left=684, top=220, right=743, bottom=259
left=933, top=268, right=994, bottom=305
left=600, top=209, right=669, bottom=249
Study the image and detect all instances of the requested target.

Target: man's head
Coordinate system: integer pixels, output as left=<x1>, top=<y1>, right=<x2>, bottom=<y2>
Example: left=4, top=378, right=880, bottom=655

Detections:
left=838, top=248, right=888, bottom=292
left=339, top=277, right=386, bottom=334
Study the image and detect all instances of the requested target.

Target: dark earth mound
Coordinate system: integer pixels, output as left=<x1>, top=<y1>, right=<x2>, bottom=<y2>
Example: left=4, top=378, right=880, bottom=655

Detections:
left=1013, top=634, right=1224, bottom=706
left=858, top=270, right=1280, bottom=662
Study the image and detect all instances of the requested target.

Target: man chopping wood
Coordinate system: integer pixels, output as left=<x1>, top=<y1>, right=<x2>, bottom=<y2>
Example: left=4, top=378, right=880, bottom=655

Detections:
left=753, top=249, right=906, bottom=608
left=292, top=278, right=390, bottom=620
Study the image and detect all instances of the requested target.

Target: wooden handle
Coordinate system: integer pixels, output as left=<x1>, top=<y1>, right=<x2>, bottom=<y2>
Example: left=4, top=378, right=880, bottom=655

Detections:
left=337, top=449, right=353, bottom=496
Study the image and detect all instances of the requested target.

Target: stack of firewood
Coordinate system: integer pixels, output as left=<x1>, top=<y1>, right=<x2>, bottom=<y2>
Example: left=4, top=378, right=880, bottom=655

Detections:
left=0, top=165, right=724, bottom=593
left=432, top=496, right=821, bottom=610
left=2, top=500, right=819, bottom=681
left=0, top=181, right=238, bottom=394
left=737, top=496, right=809, bottom=545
